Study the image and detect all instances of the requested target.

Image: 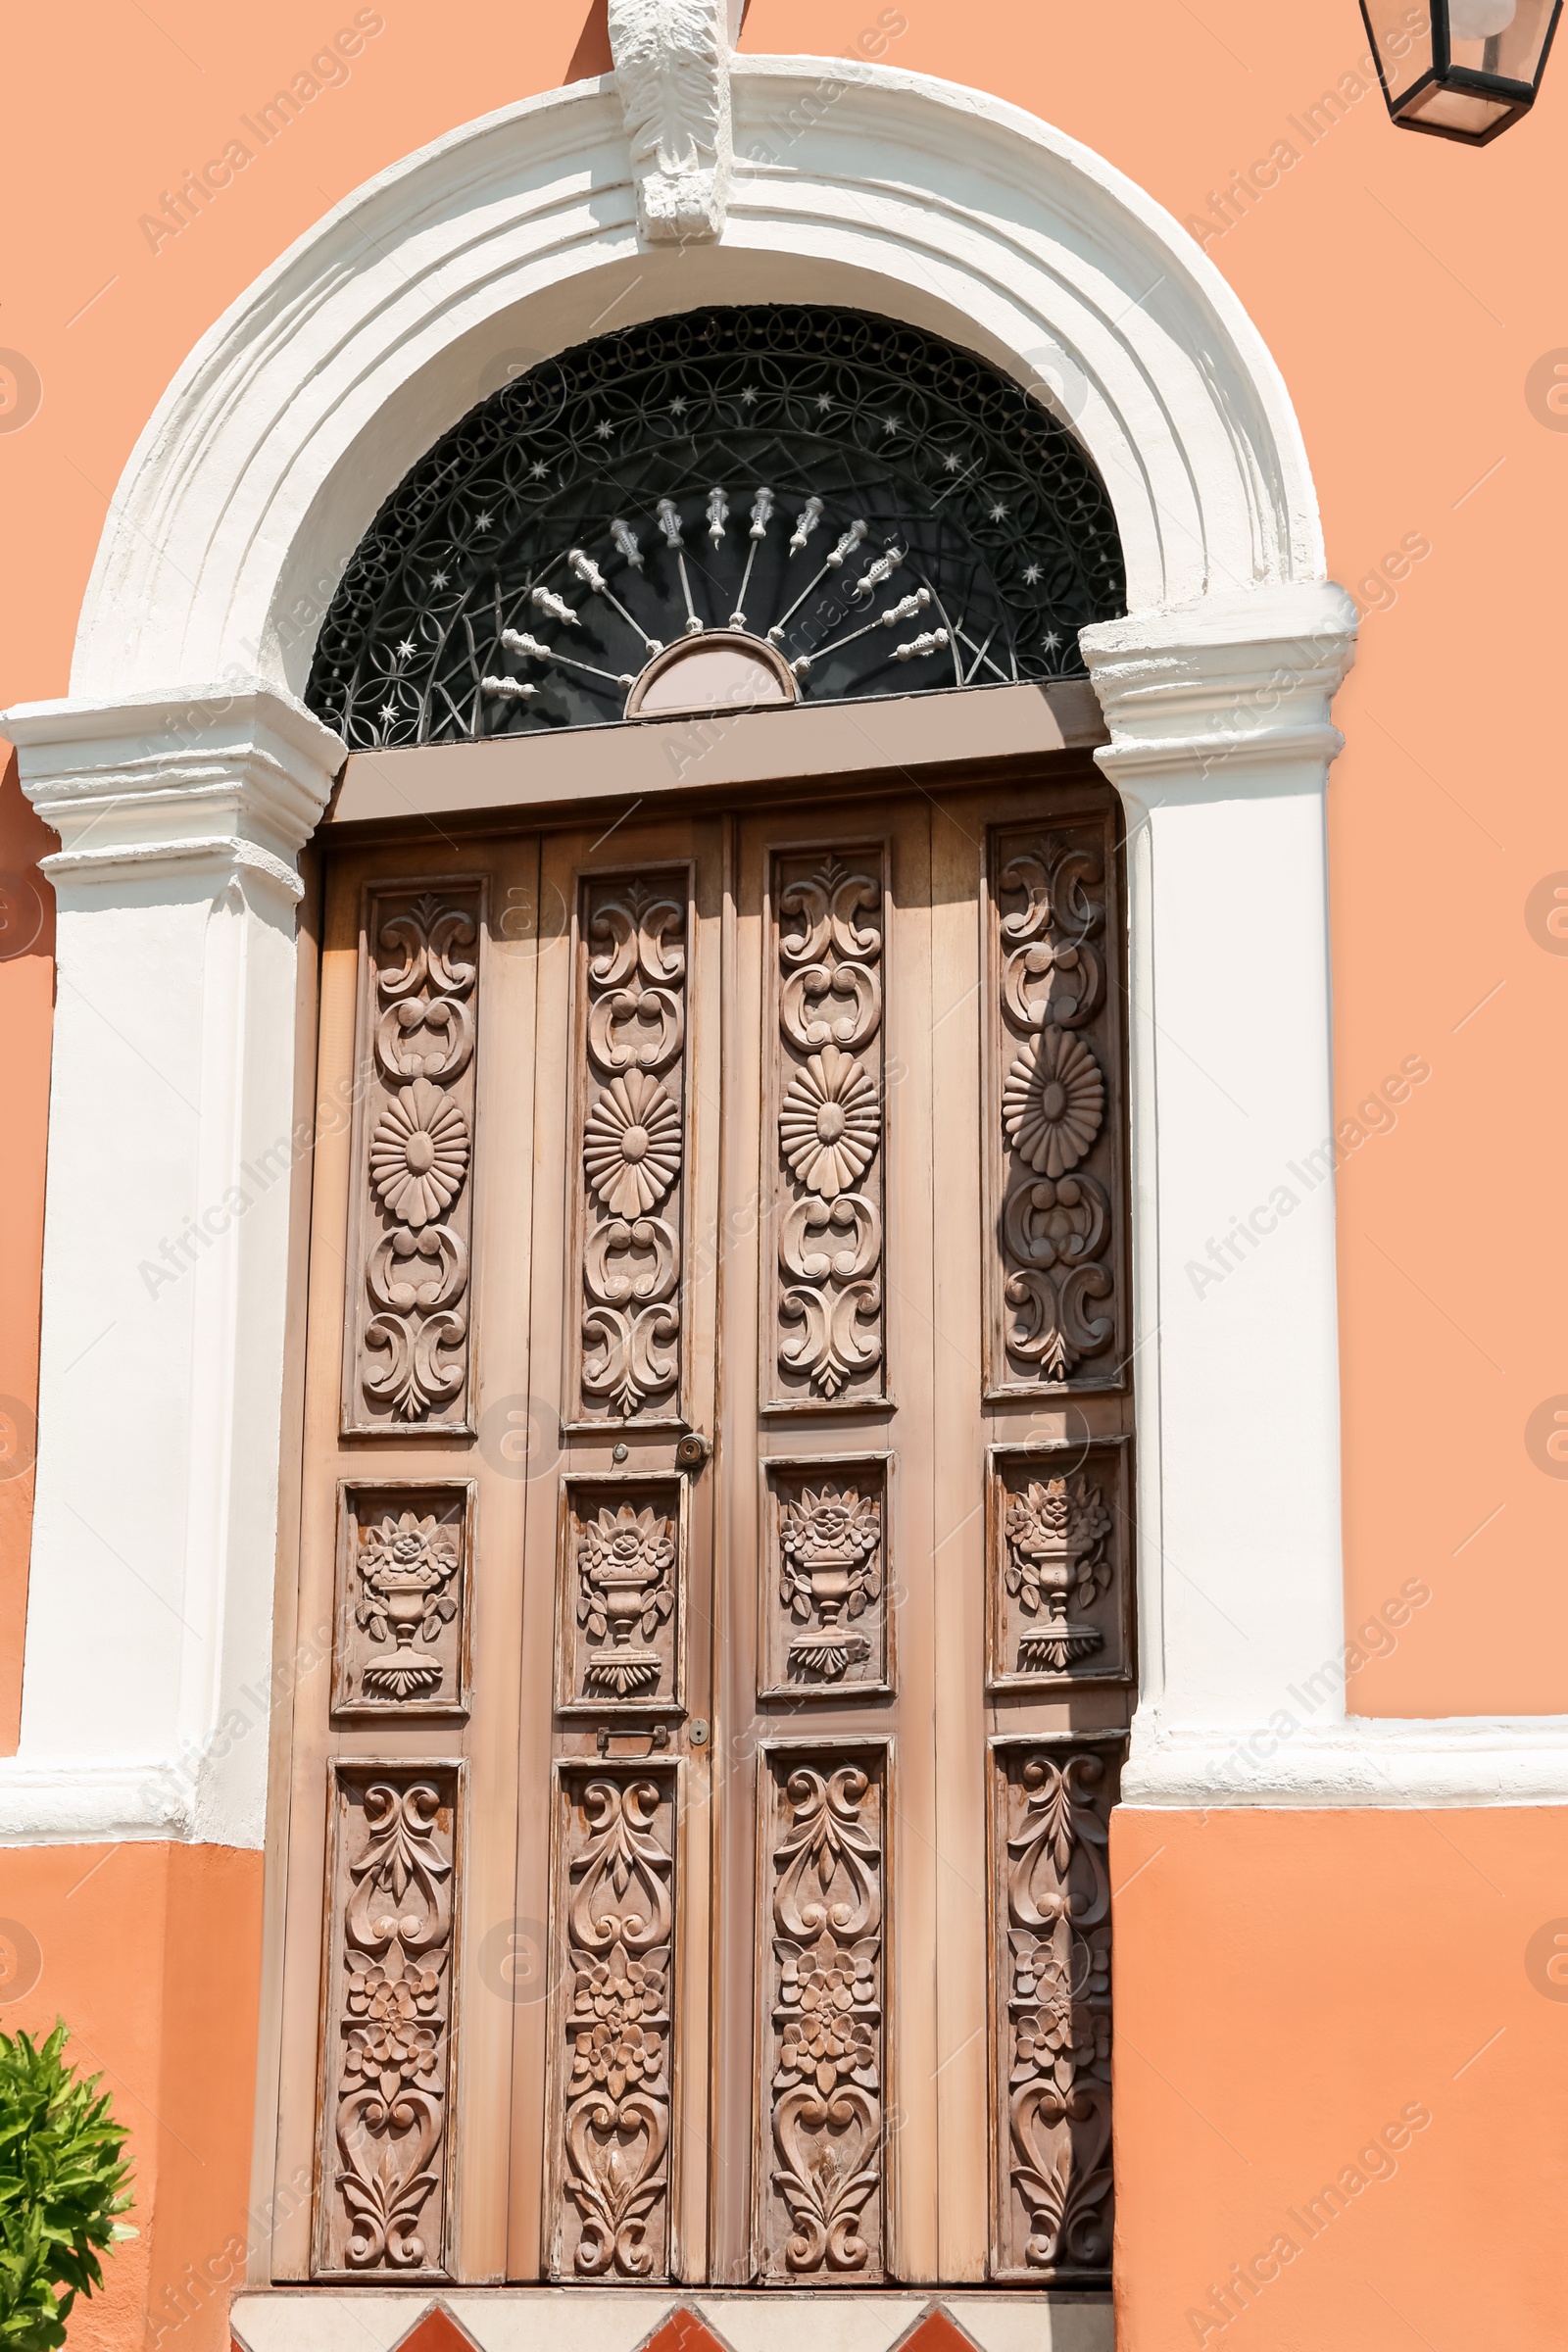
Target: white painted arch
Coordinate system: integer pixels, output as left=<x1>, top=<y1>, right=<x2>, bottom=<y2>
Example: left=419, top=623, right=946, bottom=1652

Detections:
left=56, top=54, right=1568, bottom=1845
left=73, top=58, right=1324, bottom=703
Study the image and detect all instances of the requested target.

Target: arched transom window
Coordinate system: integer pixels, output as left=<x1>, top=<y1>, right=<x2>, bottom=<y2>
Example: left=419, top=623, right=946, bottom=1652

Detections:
left=306, top=305, right=1126, bottom=746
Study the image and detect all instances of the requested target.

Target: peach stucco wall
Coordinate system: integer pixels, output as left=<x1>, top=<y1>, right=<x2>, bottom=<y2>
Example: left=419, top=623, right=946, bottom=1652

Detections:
left=1111, top=1806, right=1568, bottom=2348
left=0, top=1843, right=264, bottom=2352
left=1, top=4, right=1565, bottom=2347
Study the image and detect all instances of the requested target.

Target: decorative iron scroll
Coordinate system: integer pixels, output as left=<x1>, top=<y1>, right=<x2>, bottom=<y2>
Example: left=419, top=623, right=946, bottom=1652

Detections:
left=317, top=1766, right=459, bottom=2278
left=756, top=1749, right=886, bottom=2281
left=986, top=819, right=1122, bottom=1395
left=346, top=882, right=483, bottom=1434
left=760, top=1459, right=890, bottom=1697
left=768, top=848, right=887, bottom=1409
left=986, top=1442, right=1131, bottom=1693
left=990, top=1739, right=1122, bottom=2282
left=305, top=306, right=1126, bottom=748
left=573, top=871, right=691, bottom=1426
left=548, top=1767, right=677, bottom=2282
left=557, top=1477, right=685, bottom=1714
left=333, top=1484, right=472, bottom=1718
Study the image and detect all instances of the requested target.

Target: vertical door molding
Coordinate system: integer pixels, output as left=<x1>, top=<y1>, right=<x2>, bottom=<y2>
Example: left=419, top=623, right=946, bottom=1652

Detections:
left=1082, top=583, right=1358, bottom=1797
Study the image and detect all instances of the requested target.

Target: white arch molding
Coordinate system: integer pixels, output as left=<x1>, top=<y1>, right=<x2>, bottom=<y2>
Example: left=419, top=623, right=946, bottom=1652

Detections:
left=8, top=51, right=1555, bottom=1850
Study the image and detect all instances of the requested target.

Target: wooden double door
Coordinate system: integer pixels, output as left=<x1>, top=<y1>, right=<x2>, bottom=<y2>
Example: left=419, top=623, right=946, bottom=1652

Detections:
left=272, top=762, right=1132, bottom=2290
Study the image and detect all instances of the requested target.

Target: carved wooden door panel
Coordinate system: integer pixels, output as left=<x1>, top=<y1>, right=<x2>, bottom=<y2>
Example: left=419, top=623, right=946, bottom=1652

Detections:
left=272, top=764, right=1130, bottom=2294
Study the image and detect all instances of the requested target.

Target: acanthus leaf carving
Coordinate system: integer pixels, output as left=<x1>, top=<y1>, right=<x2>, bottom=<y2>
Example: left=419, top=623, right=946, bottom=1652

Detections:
left=759, top=1755, right=886, bottom=2280
left=351, top=886, right=481, bottom=1432
left=577, top=876, right=690, bottom=1423
left=770, top=852, right=887, bottom=1406
left=993, top=1743, right=1119, bottom=2281
left=318, top=1770, right=458, bottom=2278
left=609, top=0, right=732, bottom=246
left=550, top=1770, right=676, bottom=2281
left=990, top=828, right=1119, bottom=1390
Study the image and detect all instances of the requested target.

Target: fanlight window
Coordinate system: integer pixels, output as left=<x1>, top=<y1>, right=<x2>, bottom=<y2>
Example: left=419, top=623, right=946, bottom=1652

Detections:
left=305, top=306, right=1125, bottom=746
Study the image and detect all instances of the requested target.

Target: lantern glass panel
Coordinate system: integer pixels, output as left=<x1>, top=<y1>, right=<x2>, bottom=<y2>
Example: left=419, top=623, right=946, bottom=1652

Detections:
left=1446, top=0, right=1558, bottom=81
left=1362, top=4, right=1437, bottom=108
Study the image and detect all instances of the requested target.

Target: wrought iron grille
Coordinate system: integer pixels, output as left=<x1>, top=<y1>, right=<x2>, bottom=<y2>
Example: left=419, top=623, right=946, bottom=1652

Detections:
left=305, top=307, right=1126, bottom=748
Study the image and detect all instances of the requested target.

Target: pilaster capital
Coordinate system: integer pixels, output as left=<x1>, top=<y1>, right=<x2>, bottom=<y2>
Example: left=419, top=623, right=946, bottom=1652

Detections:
left=1080, top=582, right=1358, bottom=799
left=2, top=679, right=345, bottom=900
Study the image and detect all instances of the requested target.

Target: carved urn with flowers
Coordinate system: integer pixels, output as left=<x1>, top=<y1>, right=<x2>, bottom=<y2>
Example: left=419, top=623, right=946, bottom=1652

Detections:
left=355, top=1511, right=461, bottom=1701
left=577, top=1502, right=676, bottom=1697
left=779, top=1484, right=882, bottom=1681
left=1003, top=1475, right=1113, bottom=1673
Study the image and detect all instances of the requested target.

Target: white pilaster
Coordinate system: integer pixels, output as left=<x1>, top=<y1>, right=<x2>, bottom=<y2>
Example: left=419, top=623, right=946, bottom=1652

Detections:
left=0, top=683, right=344, bottom=1846
left=1082, top=585, right=1360, bottom=1802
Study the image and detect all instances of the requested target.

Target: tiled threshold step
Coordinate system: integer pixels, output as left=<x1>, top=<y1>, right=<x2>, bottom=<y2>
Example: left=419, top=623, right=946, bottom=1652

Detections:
left=230, top=2290, right=1113, bottom=2352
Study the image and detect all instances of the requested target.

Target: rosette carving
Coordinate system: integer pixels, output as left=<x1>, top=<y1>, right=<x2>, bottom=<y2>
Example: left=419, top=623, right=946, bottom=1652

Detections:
left=577, top=877, right=690, bottom=1421
left=758, top=1756, right=885, bottom=2279
left=318, top=1770, right=458, bottom=2277
left=771, top=852, right=886, bottom=1405
left=992, top=1743, right=1120, bottom=2281
left=549, top=1770, right=676, bottom=2281
left=351, top=886, right=482, bottom=1431
left=990, top=829, right=1119, bottom=1389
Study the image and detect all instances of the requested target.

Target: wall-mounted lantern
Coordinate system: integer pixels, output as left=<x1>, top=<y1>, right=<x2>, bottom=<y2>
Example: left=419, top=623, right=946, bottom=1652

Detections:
left=1360, top=0, right=1562, bottom=140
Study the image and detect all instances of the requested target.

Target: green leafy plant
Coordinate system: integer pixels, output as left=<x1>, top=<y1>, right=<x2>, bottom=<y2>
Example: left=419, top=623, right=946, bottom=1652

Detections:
left=0, top=2025, right=134, bottom=2350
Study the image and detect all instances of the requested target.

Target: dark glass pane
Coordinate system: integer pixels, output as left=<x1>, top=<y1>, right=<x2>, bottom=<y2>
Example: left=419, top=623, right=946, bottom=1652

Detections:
left=305, top=307, right=1126, bottom=751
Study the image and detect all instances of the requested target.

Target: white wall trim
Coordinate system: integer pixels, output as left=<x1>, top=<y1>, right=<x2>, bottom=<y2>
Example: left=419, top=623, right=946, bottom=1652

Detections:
left=0, top=686, right=343, bottom=1851
left=1124, top=1716, right=1568, bottom=1810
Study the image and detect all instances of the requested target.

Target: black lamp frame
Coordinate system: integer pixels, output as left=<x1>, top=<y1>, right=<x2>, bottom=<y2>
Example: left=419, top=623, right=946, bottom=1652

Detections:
left=1359, top=0, right=1563, bottom=142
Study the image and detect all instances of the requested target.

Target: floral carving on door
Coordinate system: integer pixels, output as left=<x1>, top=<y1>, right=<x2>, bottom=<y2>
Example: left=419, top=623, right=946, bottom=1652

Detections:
left=573, top=875, right=691, bottom=1424
left=756, top=1751, right=886, bottom=2280
left=317, top=1768, right=459, bottom=2278
left=346, top=883, right=484, bottom=1434
left=986, top=824, right=1123, bottom=1394
left=990, top=1740, right=1120, bottom=2280
left=547, top=1768, right=678, bottom=2281
left=556, top=1476, right=686, bottom=1714
left=332, top=1483, right=473, bottom=1716
left=768, top=850, right=887, bottom=1409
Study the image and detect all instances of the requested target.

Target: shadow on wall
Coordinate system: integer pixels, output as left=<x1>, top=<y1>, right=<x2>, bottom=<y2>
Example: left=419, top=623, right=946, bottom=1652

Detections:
left=0, top=745, right=55, bottom=1758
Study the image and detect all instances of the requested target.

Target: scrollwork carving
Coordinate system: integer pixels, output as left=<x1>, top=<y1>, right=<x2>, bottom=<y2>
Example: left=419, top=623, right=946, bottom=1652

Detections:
left=317, top=1768, right=459, bottom=2278
left=989, top=826, right=1120, bottom=1392
left=757, top=1752, right=886, bottom=2280
left=549, top=1769, right=677, bottom=2281
left=991, top=1742, right=1120, bottom=2281
left=576, top=877, right=690, bottom=1423
left=770, top=852, right=887, bottom=1406
left=349, top=885, right=483, bottom=1433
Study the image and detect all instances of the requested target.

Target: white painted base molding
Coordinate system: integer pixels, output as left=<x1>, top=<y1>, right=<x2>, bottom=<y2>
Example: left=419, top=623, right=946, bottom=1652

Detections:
left=229, top=2290, right=1113, bottom=2352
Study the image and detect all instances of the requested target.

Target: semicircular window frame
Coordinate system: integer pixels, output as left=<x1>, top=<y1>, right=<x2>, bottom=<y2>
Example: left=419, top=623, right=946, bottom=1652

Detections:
left=305, top=305, right=1126, bottom=750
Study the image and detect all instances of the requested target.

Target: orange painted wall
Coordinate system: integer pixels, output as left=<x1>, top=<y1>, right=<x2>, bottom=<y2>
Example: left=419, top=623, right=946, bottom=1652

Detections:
left=1111, top=1805, right=1568, bottom=2348
left=0, top=1842, right=264, bottom=2352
